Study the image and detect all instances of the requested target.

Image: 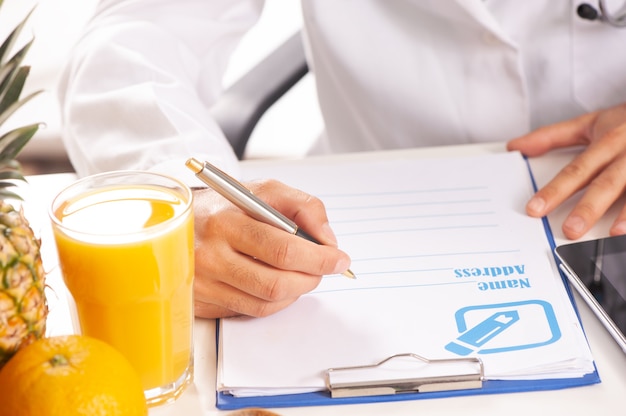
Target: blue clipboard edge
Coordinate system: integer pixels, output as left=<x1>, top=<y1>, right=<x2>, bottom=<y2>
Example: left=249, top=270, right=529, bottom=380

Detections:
left=216, top=373, right=601, bottom=410
left=521, top=155, right=593, bottom=331
left=523, top=156, right=599, bottom=357
left=215, top=154, right=601, bottom=410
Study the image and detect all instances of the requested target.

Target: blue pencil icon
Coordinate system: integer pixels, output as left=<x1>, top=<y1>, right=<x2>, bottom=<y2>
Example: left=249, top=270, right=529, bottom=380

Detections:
left=446, top=310, right=520, bottom=356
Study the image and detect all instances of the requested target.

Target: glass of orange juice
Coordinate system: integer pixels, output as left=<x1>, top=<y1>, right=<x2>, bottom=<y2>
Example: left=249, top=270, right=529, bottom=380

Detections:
left=49, top=171, right=194, bottom=407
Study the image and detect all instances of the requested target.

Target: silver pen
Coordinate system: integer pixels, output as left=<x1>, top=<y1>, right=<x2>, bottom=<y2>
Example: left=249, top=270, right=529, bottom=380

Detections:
left=185, top=158, right=355, bottom=279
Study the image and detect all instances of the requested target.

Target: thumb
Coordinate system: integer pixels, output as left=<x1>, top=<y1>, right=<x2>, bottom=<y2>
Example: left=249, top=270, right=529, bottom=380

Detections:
left=249, top=179, right=339, bottom=247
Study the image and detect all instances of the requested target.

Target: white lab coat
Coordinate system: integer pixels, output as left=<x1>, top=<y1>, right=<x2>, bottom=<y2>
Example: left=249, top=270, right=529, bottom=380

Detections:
left=58, top=0, right=626, bottom=182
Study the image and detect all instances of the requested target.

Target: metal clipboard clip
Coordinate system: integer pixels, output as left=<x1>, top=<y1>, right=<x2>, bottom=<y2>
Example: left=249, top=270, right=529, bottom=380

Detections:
left=325, top=353, right=484, bottom=398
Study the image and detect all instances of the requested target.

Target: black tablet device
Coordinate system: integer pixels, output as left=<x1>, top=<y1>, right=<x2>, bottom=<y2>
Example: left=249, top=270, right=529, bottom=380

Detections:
left=555, top=234, right=626, bottom=354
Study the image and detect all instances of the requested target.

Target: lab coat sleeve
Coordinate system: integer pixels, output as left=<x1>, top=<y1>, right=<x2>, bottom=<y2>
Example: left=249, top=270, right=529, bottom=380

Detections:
left=58, top=0, right=265, bottom=182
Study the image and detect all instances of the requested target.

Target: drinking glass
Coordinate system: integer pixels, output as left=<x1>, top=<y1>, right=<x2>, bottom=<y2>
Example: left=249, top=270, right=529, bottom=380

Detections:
left=49, top=171, right=194, bottom=406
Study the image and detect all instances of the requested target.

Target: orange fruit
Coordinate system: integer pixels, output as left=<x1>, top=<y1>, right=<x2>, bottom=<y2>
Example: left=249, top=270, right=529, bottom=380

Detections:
left=0, top=334, right=148, bottom=416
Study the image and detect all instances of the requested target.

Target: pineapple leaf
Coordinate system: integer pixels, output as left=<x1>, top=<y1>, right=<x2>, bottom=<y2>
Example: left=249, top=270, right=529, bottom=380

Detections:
left=0, top=169, right=25, bottom=200
left=0, top=60, right=17, bottom=96
left=0, top=75, right=41, bottom=130
left=0, top=65, right=36, bottom=120
left=0, top=41, right=36, bottom=112
left=0, top=157, right=27, bottom=202
left=0, top=124, right=39, bottom=164
left=0, top=169, right=24, bottom=181
left=0, top=175, right=26, bottom=194
left=0, top=5, right=43, bottom=203
left=0, top=7, right=34, bottom=67
left=0, top=188, right=23, bottom=201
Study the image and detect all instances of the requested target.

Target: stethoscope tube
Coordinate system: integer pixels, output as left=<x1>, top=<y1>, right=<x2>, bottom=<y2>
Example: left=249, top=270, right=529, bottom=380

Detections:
left=577, top=0, right=626, bottom=27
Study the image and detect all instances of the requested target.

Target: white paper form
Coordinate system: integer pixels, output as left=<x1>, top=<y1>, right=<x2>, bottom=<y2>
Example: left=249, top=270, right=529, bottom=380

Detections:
left=217, top=152, right=595, bottom=396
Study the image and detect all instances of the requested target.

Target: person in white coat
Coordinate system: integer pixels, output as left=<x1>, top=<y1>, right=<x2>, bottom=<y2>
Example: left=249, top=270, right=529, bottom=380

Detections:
left=58, top=0, right=626, bottom=318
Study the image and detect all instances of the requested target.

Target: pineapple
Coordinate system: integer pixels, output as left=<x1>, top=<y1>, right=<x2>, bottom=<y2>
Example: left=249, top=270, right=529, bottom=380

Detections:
left=0, top=3, right=46, bottom=369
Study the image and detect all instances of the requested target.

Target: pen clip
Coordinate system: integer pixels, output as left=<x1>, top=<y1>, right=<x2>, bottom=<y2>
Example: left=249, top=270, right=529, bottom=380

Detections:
left=186, top=158, right=298, bottom=234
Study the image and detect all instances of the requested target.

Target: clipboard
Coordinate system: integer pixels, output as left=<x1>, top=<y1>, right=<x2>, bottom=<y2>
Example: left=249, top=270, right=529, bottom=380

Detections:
left=215, top=153, right=601, bottom=410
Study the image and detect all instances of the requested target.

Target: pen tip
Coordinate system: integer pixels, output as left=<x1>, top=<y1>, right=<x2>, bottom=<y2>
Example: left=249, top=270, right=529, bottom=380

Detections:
left=343, top=269, right=356, bottom=279
left=185, top=158, right=203, bottom=174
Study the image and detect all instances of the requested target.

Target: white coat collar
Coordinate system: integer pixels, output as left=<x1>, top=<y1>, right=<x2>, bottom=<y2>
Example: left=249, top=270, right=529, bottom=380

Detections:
left=451, top=0, right=518, bottom=48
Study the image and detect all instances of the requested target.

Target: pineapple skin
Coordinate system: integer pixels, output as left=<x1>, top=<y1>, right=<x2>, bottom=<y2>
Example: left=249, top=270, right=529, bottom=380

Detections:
left=0, top=200, right=47, bottom=369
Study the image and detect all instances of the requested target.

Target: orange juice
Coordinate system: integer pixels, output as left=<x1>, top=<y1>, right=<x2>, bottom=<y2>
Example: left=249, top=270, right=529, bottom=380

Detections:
left=50, top=173, right=194, bottom=405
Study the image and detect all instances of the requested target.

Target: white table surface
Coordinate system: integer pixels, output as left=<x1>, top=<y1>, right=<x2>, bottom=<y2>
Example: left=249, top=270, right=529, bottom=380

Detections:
left=28, top=142, right=626, bottom=415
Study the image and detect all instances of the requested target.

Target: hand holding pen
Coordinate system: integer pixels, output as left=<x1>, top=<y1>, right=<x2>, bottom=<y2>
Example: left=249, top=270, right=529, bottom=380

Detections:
left=187, top=158, right=354, bottom=319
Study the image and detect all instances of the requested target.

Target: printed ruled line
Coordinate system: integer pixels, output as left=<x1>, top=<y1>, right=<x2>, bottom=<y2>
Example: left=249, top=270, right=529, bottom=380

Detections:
left=350, top=249, right=520, bottom=263
left=331, top=211, right=496, bottom=224
left=328, top=199, right=491, bottom=211
left=313, top=279, right=478, bottom=295
left=317, top=186, right=489, bottom=199
left=337, top=224, right=498, bottom=237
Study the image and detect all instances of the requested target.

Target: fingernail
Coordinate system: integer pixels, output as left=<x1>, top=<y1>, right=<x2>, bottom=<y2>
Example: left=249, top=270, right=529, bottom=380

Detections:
left=564, top=215, right=586, bottom=235
left=526, top=196, right=546, bottom=215
left=334, top=257, right=351, bottom=275
left=612, top=221, right=626, bottom=235
left=322, top=222, right=338, bottom=245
